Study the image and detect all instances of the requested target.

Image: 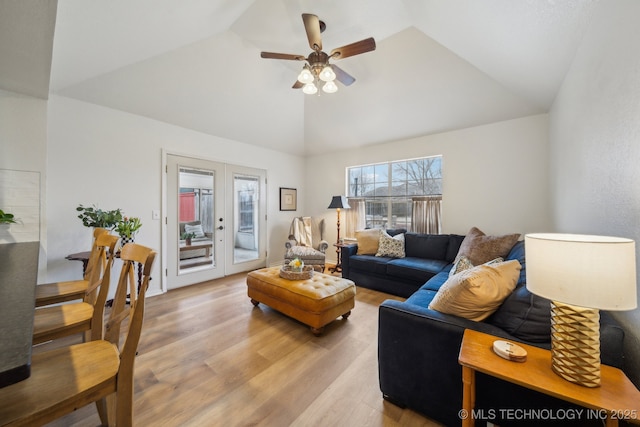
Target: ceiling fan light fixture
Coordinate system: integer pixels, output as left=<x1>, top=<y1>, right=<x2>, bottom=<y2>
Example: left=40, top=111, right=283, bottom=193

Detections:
left=322, top=80, right=338, bottom=93
left=303, top=83, right=318, bottom=95
left=319, top=65, right=336, bottom=82
left=297, top=66, right=314, bottom=84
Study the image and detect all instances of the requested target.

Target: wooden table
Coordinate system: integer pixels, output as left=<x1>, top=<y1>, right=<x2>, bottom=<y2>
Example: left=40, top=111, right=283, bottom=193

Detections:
left=179, top=241, right=212, bottom=258
left=65, top=250, right=91, bottom=275
left=65, top=249, right=145, bottom=305
left=458, top=329, right=640, bottom=427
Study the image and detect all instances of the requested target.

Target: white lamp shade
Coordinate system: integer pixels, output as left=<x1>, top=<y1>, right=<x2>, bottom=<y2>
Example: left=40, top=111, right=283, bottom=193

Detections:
left=319, top=65, right=336, bottom=82
left=525, top=233, right=637, bottom=310
left=297, top=68, right=314, bottom=84
left=322, top=80, right=338, bottom=93
left=302, top=83, right=317, bottom=95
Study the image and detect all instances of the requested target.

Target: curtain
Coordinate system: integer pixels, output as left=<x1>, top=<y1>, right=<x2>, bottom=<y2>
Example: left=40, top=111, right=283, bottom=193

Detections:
left=411, top=196, right=442, bottom=234
left=344, top=198, right=366, bottom=238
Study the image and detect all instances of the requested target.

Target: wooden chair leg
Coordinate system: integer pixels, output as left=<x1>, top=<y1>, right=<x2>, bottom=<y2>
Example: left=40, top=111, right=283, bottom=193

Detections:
left=95, top=396, right=109, bottom=425
left=106, top=393, right=117, bottom=427
left=116, top=380, right=134, bottom=427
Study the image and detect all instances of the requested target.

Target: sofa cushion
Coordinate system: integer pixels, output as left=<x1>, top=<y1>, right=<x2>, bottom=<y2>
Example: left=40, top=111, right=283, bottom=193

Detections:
left=505, top=240, right=526, bottom=286
left=404, top=287, right=439, bottom=308
left=386, top=228, right=407, bottom=237
left=445, top=234, right=466, bottom=262
left=376, top=232, right=405, bottom=258
left=487, top=284, right=551, bottom=343
left=386, top=258, right=449, bottom=282
left=455, top=227, right=520, bottom=265
left=404, top=233, right=450, bottom=260
left=355, top=229, right=381, bottom=255
left=421, top=271, right=450, bottom=292
left=428, top=260, right=521, bottom=321
left=349, top=254, right=392, bottom=275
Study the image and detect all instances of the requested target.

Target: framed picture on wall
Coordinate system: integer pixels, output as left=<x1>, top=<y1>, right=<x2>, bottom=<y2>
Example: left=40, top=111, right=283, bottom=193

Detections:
left=280, top=187, right=297, bottom=211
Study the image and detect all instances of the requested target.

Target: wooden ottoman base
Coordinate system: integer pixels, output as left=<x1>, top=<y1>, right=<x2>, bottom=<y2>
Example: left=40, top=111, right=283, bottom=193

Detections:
left=247, top=267, right=356, bottom=336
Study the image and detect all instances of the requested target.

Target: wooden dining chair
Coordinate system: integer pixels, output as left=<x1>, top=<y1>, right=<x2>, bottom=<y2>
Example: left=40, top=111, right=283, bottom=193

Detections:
left=0, top=243, right=157, bottom=427
left=35, top=227, right=110, bottom=307
left=32, top=233, right=120, bottom=345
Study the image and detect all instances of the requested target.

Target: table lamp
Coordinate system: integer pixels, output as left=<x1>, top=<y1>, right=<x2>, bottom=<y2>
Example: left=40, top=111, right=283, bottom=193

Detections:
left=525, top=233, right=637, bottom=387
left=328, top=196, right=350, bottom=244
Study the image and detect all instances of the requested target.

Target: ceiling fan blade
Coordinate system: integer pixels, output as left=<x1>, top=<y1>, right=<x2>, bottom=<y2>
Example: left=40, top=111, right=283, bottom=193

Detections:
left=292, top=80, right=304, bottom=89
left=330, top=37, right=376, bottom=60
left=331, top=64, right=356, bottom=86
left=302, top=13, right=322, bottom=51
left=261, top=51, right=306, bottom=61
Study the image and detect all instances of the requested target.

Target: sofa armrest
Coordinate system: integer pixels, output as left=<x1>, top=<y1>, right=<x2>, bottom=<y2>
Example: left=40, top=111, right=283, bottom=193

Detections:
left=340, top=244, right=358, bottom=277
left=378, top=299, right=530, bottom=426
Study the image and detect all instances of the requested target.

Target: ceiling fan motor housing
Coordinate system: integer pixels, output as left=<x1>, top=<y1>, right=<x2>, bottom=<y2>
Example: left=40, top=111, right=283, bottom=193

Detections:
left=308, top=51, right=330, bottom=74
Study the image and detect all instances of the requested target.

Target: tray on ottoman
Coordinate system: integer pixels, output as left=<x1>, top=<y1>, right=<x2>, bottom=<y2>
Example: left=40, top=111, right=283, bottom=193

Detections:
left=247, top=266, right=356, bottom=335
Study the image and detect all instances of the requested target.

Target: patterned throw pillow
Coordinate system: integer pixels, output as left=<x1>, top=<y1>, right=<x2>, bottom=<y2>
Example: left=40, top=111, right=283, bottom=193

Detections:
left=449, top=256, right=504, bottom=277
left=449, top=256, right=474, bottom=277
left=376, top=232, right=405, bottom=258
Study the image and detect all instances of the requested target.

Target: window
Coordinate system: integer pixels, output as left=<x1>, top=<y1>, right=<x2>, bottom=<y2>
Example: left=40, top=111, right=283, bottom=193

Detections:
left=347, top=156, right=442, bottom=230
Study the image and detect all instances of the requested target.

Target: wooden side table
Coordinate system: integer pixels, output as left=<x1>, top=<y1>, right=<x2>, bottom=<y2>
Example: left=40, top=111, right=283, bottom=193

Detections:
left=458, top=329, right=640, bottom=427
left=330, top=242, right=346, bottom=274
left=65, top=250, right=92, bottom=276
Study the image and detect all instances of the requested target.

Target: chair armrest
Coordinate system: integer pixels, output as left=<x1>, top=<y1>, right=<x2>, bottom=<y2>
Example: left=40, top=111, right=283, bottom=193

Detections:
left=285, top=239, right=297, bottom=250
left=317, top=240, right=329, bottom=253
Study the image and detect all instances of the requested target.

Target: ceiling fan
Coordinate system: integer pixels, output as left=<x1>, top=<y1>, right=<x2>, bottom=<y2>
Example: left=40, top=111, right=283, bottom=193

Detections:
left=260, top=13, right=376, bottom=94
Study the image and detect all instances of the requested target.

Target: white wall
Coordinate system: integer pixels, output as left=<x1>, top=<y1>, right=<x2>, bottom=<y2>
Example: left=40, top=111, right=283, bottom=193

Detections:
left=306, top=114, right=552, bottom=263
left=549, top=0, right=640, bottom=385
left=0, top=90, right=47, bottom=269
left=46, top=95, right=305, bottom=296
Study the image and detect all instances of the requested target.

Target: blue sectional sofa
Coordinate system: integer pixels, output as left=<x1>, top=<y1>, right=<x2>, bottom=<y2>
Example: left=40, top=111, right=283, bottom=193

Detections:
left=341, top=230, right=465, bottom=298
left=341, top=233, right=627, bottom=426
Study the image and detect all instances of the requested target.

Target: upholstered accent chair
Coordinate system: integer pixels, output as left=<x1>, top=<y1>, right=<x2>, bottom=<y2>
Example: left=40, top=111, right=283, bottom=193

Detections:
left=284, top=217, right=329, bottom=272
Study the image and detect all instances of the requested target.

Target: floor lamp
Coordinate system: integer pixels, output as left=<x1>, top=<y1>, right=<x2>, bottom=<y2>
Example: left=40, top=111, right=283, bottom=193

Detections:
left=328, top=196, right=350, bottom=273
left=525, top=233, right=636, bottom=387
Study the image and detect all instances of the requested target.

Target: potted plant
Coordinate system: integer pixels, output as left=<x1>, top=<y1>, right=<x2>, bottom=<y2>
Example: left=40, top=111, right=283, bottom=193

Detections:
left=76, top=204, right=123, bottom=230
left=115, top=216, right=142, bottom=246
left=0, top=209, right=18, bottom=224
left=0, top=209, right=18, bottom=230
left=181, top=232, right=196, bottom=246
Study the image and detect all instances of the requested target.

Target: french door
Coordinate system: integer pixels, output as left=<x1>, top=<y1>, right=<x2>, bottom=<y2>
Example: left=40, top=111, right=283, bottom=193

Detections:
left=165, top=154, right=266, bottom=290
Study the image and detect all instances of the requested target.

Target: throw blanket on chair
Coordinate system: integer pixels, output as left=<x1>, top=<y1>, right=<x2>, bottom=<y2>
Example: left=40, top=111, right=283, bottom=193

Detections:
left=290, top=217, right=313, bottom=247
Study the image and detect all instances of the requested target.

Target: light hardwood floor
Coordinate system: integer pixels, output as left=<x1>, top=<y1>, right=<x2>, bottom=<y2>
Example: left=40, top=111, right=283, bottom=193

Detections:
left=34, top=271, right=443, bottom=427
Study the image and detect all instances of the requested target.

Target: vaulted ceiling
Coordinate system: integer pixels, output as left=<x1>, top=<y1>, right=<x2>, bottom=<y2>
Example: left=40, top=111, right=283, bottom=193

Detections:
left=0, top=0, right=599, bottom=156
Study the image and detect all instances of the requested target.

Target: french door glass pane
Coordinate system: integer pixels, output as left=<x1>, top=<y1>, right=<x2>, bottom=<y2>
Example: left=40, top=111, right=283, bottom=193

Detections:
left=233, top=174, right=259, bottom=263
left=178, top=167, right=215, bottom=273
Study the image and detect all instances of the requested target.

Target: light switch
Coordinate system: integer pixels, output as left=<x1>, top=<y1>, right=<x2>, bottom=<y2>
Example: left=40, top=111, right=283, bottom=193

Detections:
left=152, top=210, right=160, bottom=220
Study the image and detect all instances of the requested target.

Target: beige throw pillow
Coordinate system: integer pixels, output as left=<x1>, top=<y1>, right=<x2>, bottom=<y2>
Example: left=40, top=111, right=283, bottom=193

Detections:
left=355, top=229, right=381, bottom=255
left=429, top=260, right=521, bottom=321
left=455, top=226, right=520, bottom=265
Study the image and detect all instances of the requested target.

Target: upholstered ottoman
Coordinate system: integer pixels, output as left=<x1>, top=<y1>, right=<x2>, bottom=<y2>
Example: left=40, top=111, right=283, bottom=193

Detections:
left=247, top=267, right=356, bottom=335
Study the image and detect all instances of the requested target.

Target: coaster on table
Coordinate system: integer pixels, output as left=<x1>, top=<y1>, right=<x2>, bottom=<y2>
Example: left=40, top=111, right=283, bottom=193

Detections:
left=493, top=340, right=527, bottom=362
